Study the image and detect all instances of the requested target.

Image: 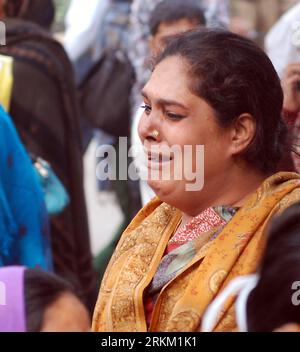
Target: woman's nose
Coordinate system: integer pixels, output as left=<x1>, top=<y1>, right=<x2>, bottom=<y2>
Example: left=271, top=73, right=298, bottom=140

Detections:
left=138, top=111, right=161, bottom=143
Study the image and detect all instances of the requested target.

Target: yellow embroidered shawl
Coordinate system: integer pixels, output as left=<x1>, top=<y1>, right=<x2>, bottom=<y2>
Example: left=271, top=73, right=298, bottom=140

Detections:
left=92, top=172, right=300, bottom=332
left=0, top=54, right=13, bottom=112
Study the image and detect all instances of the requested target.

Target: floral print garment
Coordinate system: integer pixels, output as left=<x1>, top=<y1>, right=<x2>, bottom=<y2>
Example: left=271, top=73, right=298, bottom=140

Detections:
left=144, top=206, right=238, bottom=325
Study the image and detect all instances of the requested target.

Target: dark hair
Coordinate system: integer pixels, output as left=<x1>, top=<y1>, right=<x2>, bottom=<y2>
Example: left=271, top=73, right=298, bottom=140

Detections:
left=4, top=0, right=55, bottom=29
left=247, top=202, right=300, bottom=331
left=156, top=28, right=287, bottom=174
left=24, top=269, right=80, bottom=332
left=149, top=0, right=206, bottom=36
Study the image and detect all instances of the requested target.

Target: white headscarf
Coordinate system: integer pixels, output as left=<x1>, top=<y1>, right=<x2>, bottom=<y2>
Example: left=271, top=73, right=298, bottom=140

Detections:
left=265, top=2, right=300, bottom=78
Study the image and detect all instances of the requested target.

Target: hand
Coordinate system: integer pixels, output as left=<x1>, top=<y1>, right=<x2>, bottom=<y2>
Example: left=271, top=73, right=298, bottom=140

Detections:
left=282, top=63, right=300, bottom=113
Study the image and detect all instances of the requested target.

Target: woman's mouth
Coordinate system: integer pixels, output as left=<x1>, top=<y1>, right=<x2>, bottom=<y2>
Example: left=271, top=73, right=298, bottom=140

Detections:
left=148, top=153, right=173, bottom=163
left=146, top=151, right=174, bottom=171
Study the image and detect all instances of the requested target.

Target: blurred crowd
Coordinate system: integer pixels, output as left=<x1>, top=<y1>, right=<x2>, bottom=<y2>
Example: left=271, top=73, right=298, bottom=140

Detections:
left=0, top=0, right=300, bottom=332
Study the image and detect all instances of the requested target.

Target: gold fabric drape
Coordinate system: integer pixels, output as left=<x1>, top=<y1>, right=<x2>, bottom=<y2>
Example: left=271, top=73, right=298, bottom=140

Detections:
left=93, top=172, right=300, bottom=332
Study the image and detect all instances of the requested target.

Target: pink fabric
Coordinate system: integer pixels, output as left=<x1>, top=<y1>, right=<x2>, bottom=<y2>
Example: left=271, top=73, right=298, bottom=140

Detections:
left=167, top=207, right=227, bottom=252
left=0, top=267, right=26, bottom=332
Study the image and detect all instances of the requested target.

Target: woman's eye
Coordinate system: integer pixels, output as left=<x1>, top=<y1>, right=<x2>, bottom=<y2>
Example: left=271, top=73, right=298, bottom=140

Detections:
left=141, top=104, right=151, bottom=115
left=166, top=112, right=185, bottom=121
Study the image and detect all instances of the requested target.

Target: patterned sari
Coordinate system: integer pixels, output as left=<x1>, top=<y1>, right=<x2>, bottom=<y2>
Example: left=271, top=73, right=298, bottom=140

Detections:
left=92, top=172, right=300, bottom=332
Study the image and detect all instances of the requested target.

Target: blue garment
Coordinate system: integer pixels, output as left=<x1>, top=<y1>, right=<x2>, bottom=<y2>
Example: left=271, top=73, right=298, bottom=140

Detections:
left=0, top=106, right=52, bottom=270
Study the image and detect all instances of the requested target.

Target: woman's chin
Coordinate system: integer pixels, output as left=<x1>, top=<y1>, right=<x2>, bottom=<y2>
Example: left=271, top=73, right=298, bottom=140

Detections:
left=147, top=179, right=183, bottom=204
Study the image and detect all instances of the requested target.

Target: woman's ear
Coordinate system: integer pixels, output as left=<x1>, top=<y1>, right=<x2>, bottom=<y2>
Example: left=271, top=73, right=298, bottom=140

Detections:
left=230, top=113, right=256, bottom=155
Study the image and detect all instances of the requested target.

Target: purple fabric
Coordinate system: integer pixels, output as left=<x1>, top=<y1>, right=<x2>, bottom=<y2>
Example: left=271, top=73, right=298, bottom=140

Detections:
left=0, top=267, right=26, bottom=332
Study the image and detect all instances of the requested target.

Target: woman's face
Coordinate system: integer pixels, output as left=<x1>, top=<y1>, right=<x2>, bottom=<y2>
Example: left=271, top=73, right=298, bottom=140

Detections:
left=138, top=56, right=235, bottom=214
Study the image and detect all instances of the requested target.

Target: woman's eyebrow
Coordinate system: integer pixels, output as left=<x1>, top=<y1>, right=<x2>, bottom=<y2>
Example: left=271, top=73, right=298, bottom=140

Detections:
left=141, top=90, right=188, bottom=110
left=156, top=98, right=188, bottom=110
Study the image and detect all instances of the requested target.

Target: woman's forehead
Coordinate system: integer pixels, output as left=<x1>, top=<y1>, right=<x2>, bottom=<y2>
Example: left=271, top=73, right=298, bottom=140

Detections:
left=143, top=57, right=192, bottom=101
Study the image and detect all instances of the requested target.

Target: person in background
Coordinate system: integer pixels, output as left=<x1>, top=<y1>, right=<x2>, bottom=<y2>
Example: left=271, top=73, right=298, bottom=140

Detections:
left=265, top=2, right=300, bottom=79
left=64, top=0, right=112, bottom=155
left=0, top=267, right=90, bottom=332
left=281, top=62, right=300, bottom=172
left=131, top=0, right=207, bottom=206
left=0, top=0, right=97, bottom=313
left=129, top=0, right=229, bottom=111
left=202, top=202, right=300, bottom=332
left=0, top=0, right=55, bottom=30
left=64, top=0, right=109, bottom=63
left=0, top=106, right=52, bottom=270
left=148, top=0, right=207, bottom=57
left=265, top=3, right=300, bottom=172
left=81, top=0, right=143, bottom=283
left=247, top=201, right=300, bottom=332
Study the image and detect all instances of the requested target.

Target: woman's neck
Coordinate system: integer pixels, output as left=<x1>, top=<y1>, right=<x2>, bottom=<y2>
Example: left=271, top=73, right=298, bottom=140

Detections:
left=180, top=166, right=268, bottom=224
